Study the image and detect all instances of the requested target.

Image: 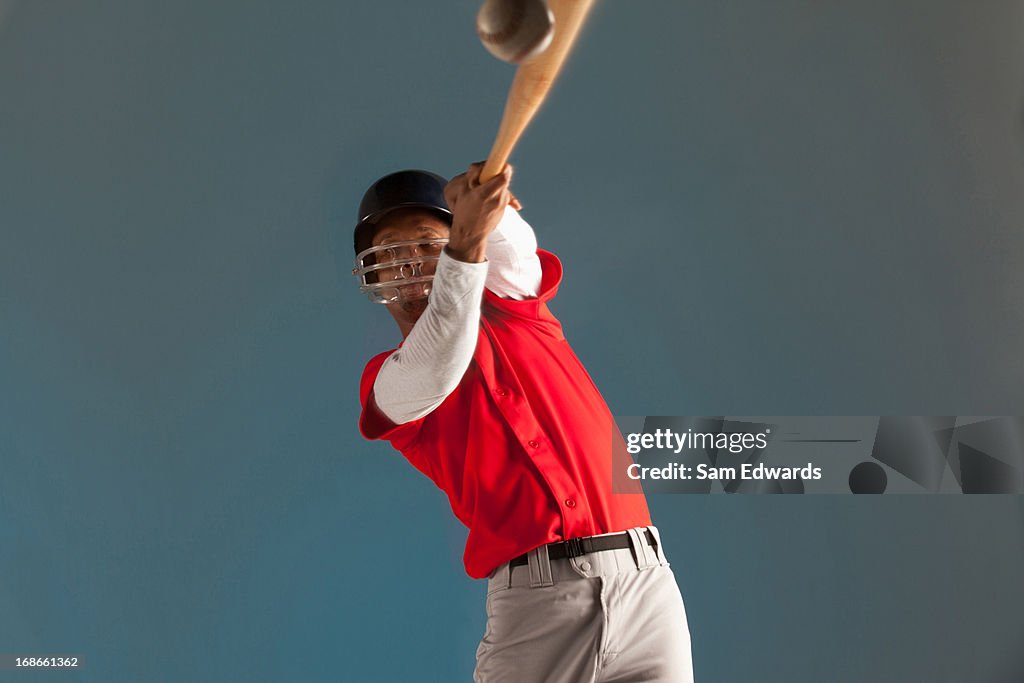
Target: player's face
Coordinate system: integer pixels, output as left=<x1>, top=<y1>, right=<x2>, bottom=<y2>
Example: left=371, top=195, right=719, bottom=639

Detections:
left=370, top=208, right=451, bottom=318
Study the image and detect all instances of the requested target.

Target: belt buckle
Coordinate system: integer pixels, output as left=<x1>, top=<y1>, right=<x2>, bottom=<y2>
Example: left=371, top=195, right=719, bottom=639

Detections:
left=563, top=537, right=586, bottom=558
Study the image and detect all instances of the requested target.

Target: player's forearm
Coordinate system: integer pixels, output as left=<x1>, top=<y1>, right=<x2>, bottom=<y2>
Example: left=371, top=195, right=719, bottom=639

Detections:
left=485, top=205, right=542, bottom=300
left=373, top=251, right=487, bottom=424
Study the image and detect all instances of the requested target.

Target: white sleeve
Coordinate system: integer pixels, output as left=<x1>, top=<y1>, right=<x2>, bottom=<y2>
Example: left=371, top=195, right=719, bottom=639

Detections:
left=372, top=250, right=488, bottom=425
left=485, top=205, right=543, bottom=300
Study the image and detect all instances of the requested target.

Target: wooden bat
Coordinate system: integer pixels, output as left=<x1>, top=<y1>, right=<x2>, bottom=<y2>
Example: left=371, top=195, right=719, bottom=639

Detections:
left=479, top=0, right=597, bottom=182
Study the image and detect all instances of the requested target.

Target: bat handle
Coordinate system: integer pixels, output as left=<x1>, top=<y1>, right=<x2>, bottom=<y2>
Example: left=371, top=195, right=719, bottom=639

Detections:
left=479, top=65, right=541, bottom=182
left=480, top=53, right=534, bottom=181
left=480, top=155, right=508, bottom=183
left=481, top=124, right=515, bottom=182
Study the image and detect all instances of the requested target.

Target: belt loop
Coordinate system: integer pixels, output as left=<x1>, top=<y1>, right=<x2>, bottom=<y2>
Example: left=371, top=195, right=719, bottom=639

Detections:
left=627, top=527, right=658, bottom=569
left=647, top=525, right=668, bottom=564
left=528, top=544, right=554, bottom=588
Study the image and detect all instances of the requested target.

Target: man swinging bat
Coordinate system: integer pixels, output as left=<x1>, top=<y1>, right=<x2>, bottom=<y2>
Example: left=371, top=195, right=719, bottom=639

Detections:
left=351, top=162, right=694, bottom=681
left=351, top=1, right=694, bottom=680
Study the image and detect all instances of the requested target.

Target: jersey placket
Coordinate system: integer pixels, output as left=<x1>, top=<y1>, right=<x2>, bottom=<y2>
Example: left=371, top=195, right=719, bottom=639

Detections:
left=476, top=324, right=586, bottom=538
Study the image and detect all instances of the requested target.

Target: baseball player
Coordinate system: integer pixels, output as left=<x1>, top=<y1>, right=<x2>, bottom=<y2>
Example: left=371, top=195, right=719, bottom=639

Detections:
left=353, top=163, right=694, bottom=682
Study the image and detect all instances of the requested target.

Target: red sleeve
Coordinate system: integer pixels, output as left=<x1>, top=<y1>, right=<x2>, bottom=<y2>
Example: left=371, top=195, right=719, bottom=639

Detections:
left=481, top=249, right=563, bottom=321
left=358, top=350, right=425, bottom=450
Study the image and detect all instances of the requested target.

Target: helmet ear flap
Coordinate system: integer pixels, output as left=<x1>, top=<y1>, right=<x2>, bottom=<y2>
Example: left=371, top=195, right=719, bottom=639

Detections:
left=353, top=222, right=380, bottom=284
left=353, top=221, right=376, bottom=258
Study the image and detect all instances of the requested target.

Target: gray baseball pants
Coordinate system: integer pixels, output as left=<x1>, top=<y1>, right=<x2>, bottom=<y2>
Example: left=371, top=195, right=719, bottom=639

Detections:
left=474, top=526, right=694, bottom=682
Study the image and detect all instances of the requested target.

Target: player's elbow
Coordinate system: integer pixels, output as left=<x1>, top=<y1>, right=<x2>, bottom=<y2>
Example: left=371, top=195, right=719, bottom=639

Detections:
left=372, top=360, right=469, bottom=424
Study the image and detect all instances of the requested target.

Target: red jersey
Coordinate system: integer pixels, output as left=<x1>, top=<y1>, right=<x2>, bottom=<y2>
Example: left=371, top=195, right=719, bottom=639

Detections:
left=358, top=249, right=651, bottom=579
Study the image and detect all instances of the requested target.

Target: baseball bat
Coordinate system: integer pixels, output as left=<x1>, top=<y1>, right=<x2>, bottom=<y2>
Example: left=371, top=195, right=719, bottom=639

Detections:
left=479, top=0, right=597, bottom=182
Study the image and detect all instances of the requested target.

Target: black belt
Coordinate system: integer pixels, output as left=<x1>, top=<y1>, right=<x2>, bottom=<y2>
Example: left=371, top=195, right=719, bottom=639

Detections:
left=509, top=530, right=656, bottom=568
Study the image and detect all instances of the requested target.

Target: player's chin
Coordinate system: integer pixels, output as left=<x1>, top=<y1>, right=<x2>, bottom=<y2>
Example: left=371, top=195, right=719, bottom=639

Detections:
left=398, top=289, right=430, bottom=315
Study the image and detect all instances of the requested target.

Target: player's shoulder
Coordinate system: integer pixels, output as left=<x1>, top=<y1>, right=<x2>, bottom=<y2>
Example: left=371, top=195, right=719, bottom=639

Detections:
left=359, top=348, right=399, bottom=401
left=536, top=249, right=562, bottom=287
left=363, top=348, right=396, bottom=369
left=482, top=249, right=564, bottom=317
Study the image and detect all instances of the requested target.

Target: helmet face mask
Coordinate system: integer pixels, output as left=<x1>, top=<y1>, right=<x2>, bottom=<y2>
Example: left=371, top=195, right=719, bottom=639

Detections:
left=353, top=237, right=449, bottom=305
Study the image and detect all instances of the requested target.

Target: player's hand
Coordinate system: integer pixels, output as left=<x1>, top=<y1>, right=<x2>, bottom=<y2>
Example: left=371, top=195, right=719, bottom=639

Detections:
left=443, top=162, right=515, bottom=263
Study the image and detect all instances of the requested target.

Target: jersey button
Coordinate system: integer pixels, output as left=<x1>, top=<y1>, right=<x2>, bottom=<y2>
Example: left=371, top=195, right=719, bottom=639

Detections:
left=496, top=388, right=509, bottom=397
left=528, top=440, right=540, bottom=449
left=564, top=498, right=576, bottom=508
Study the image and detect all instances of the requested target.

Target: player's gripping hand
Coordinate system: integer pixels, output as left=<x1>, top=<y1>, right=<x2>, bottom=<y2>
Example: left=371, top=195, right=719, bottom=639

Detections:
left=443, top=161, right=519, bottom=263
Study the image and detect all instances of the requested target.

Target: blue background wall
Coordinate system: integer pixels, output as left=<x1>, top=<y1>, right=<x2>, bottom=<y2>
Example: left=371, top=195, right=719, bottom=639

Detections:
left=1, top=1, right=1023, bottom=681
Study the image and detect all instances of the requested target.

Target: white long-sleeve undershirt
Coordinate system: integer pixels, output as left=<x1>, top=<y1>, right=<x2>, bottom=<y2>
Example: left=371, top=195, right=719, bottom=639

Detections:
left=483, top=205, right=542, bottom=301
left=372, top=206, right=543, bottom=425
